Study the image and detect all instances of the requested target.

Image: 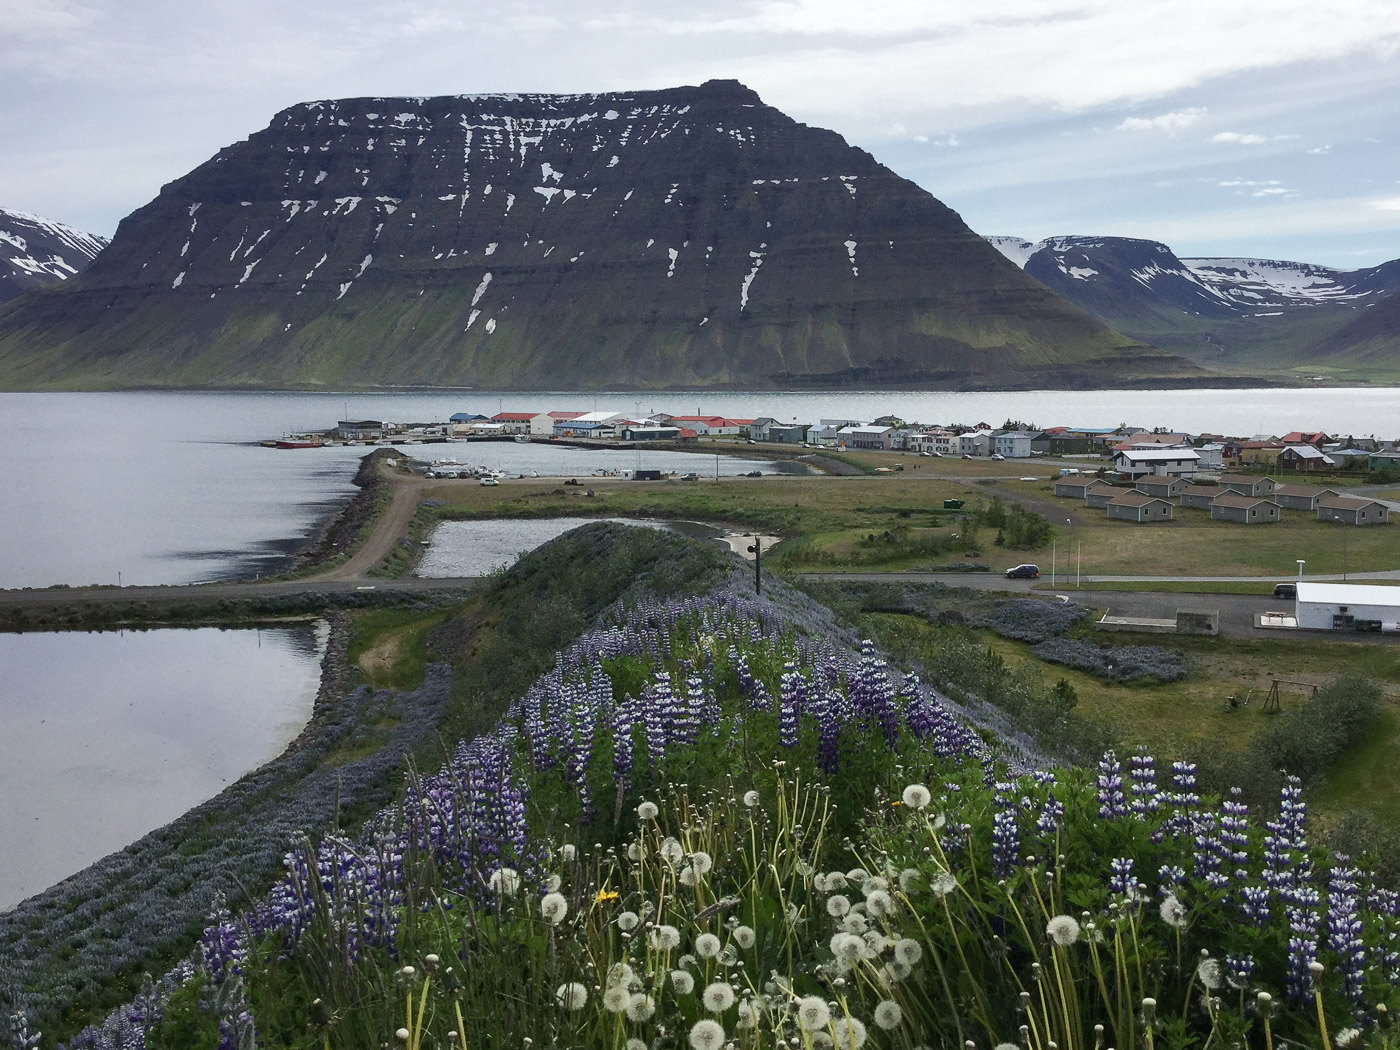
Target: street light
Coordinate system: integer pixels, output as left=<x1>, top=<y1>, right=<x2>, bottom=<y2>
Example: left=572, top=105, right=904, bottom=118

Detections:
left=746, top=535, right=762, bottom=593
left=1297, top=559, right=1306, bottom=580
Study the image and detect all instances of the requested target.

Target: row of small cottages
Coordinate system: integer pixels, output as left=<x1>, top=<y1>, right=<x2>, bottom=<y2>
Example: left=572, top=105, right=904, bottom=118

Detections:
left=1055, top=474, right=1391, bottom=525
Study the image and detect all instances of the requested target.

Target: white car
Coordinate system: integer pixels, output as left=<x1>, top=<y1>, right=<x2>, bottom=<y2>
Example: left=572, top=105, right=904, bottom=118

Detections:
left=480, top=476, right=499, bottom=486
left=990, top=453, right=1005, bottom=461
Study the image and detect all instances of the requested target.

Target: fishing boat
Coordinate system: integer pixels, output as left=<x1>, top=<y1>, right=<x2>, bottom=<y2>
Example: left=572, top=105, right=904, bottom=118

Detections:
left=274, top=439, right=325, bottom=449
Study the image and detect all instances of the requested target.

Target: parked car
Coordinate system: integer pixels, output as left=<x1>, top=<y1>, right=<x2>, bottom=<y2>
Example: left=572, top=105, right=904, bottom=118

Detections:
left=479, top=476, right=499, bottom=486
left=1273, top=582, right=1298, bottom=599
left=991, top=453, right=1006, bottom=461
left=1005, top=563, right=1040, bottom=579
left=679, top=472, right=700, bottom=482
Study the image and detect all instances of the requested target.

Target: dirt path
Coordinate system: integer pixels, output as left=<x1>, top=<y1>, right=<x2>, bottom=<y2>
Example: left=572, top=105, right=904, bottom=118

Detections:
left=318, top=469, right=427, bottom=581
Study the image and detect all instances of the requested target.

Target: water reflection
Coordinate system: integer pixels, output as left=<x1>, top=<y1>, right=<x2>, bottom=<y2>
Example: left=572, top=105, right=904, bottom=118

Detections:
left=0, top=624, right=325, bottom=911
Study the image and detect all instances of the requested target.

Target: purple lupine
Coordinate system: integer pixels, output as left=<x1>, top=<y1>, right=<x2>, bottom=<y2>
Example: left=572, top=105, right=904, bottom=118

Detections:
left=1241, top=885, right=1271, bottom=927
left=1109, top=857, right=1136, bottom=897
left=1128, top=750, right=1160, bottom=816
left=1327, top=866, right=1366, bottom=1005
left=778, top=663, right=805, bottom=749
left=1220, top=789, right=1250, bottom=886
left=991, top=782, right=1020, bottom=878
left=1283, top=884, right=1321, bottom=1001
left=1157, top=864, right=1186, bottom=897
left=1097, top=751, right=1128, bottom=819
left=1225, top=953, right=1256, bottom=989
left=611, top=700, right=634, bottom=782
left=1035, top=791, right=1065, bottom=837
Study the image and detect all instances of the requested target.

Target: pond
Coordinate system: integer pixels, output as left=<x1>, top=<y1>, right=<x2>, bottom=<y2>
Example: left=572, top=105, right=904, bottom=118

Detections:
left=0, top=623, right=325, bottom=911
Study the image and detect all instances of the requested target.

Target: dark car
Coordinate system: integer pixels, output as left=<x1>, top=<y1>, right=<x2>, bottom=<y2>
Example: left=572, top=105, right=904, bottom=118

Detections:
left=1005, top=564, right=1040, bottom=579
left=1273, top=582, right=1298, bottom=599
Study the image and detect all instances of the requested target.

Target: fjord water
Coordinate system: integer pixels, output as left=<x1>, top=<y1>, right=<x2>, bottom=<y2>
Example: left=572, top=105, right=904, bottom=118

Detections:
left=0, top=624, right=324, bottom=912
left=1, top=388, right=1396, bottom=589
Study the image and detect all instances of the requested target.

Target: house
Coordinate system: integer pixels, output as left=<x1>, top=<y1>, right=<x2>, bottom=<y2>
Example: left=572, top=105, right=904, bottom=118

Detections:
left=491, top=411, right=552, bottom=435
left=1280, top=431, right=1330, bottom=447
left=767, top=423, right=807, bottom=444
left=1115, top=432, right=1190, bottom=451
left=1295, top=582, right=1400, bottom=631
left=993, top=431, right=1036, bottom=458
left=449, top=412, right=488, bottom=425
left=1209, top=493, right=1281, bottom=524
left=1134, top=477, right=1189, bottom=500
left=1236, top=441, right=1285, bottom=466
left=669, top=415, right=743, bottom=436
left=1316, top=497, right=1391, bottom=525
left=621, top=425, right=682, bottom=441
left=959, top=431, right=992, bottom=457
left=1032, top=430, right=1097, bottom=455
left=1370, top=451, right=1400, bottom=473
left=553, top=415, right=619, bottom=438
left=1278, top=445, right=1336, bottom=472
left=1194, top=443, right=1225, bottom=471
left=1218, top=475, right=1277, bottom=498
left=842, top=424, right=896, bottom=450
left=337, top=419, right=387, bottom=441
left=1054, top=477, right=1114, bottom=499
left=1084, top=485, right=1124, bottom=510
left=1111, top=448, right=1200, bottom=478
left=1273, top=484, right=1341, bottom=511
left=1325, top=448, right=1374, bottom=469
left=465, top=421, right=508, bottom=436
left=1179, top=484, right=1223, bottom=510
left=747, top=417, right=779, bottom=442
left=1106, top=492, right=1175, bottom=522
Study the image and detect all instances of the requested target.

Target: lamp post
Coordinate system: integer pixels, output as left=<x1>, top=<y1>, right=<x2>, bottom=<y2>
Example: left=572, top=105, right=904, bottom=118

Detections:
left=1297, top=558, right=1306, bottom=581
left=747, top=536, right=762, bottom=594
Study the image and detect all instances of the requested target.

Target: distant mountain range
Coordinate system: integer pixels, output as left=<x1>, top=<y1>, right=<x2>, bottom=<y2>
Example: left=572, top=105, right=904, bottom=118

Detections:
left=985, top=235, right=1399, bottom=378
left=0, top=81, right=1206, bottom=391
left=0, top=209, right=108, bottom=305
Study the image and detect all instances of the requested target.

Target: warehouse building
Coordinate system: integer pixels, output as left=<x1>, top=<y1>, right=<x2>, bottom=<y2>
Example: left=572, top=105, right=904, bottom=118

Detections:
left=1295, top=582, right=1400, bottom=632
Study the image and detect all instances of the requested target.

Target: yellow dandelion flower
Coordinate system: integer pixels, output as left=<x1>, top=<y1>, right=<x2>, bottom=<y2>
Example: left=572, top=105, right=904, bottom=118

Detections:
left=594, top=889, right=620, bottom=904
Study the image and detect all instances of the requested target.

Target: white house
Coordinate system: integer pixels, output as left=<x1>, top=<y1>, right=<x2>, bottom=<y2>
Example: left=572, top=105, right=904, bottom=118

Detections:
left=1195, top=443, right=1225, bottom=470
left=993, top=431, right=1036, bottom=458
left=840, top=424, right=896, bottom=450
left=491, top=411, right=553, bottom=435
left=1295, top=582, right=1400, bottom=632
left=1111, top=448, right=1200, bottom=479
left=959, top=431, right=992, bottom=457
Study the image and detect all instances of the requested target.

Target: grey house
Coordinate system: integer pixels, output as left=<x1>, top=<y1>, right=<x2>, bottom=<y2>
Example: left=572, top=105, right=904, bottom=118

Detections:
left=1106, top=492, right=1175, bottom=522
left=1316, top=497, right=1391, bottom=525
left=1134, top=476, right=1189, bottom=500
left=1054, top=477, right=1114, bottom=499
left=1210, top=493, right=1281, bottom=523
left=1219, top=475, right=1278, bottom=498
left=1084, top=485, right=1124, bottom=509
left=1273, top=484, right=1341, bottom=511
left=1180, top=484, right=1223, bottom=510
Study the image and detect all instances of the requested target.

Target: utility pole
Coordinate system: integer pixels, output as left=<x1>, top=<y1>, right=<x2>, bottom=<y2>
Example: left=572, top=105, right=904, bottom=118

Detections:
left=747, top=536, right=762, bottom=593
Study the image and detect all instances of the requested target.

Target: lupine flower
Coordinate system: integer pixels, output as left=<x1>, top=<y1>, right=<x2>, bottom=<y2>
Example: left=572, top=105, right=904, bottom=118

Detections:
left=1109, top=857, right=1136, bottom=897
left=1097, top=751, right=1128, bottom=819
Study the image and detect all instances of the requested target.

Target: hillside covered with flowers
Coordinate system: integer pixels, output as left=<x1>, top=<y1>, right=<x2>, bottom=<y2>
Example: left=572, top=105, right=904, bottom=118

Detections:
left=14, top=525, right=1398, bottom=1050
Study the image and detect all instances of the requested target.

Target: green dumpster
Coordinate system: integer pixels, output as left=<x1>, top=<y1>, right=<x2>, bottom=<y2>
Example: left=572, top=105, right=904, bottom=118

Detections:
left=943, top=498, right=965, bottom=510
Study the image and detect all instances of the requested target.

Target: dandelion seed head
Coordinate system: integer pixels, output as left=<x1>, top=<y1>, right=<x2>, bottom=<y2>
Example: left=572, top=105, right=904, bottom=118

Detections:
left=560, top=844, right=577, bottom=861
left=489, top=867, right=521, bottom=896
left=1159, top=895, right=1187, bottom=929
left=661, top=837, right=685, bottom=865
left=902, top=784, right=932, bottom=810
left=603, top=985, right=632, bottom=1013
left=865, top=889, right=893, bottom=917
left=842, top=912, right=869, bottom=934
left=826, top=894, right=852, bottom=918
left=637, top=801, right=660, bottom=820
left=540, top=892, right=568, bottom=925
left=1335, top=1027, right=1362, bottom=1048
left=874, top=1000, right=903, bottom=1029
left=689, top=1018, right=726, bottom=1050
left=626, top=994, right=657, bottom=1022
left=702, top=982, right=736, bottom=1013
left=670, top=970, right=695, bottom=995
left=862, top=876, right=889, bottom=895
left=396, top=1029, right=411, bottom=1042
left=651, top=924, right=681, bottom=951
left=797, top=995, right=831, bottom=1031
left=743, top=790, right=760, bottom=807
left=1197, top=957, right=1222, bottom=989
left=555, top=982, right=588, bottom=1010
left=734, top=925, right=756, bottom=949
left=626, top=1041, right=647, bottom=1050
left=1046, top=915, right=1080, bottom=947
left=736, top=999, right=762, bottom=1029
left=931, top=872, right=958, bottom=898
left=825, top=872, right=849, bottom=890
left=831, top=1014, right=868, bottom=1049
left=689, top=851, right=714, bottom=875
left=695, top=931, right=723, bottom=958
left=617, top=911, right=640, bottom=932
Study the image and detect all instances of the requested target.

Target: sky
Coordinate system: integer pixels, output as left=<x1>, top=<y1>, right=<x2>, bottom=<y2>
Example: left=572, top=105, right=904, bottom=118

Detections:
left=3, top=0, right=1399, bottom=268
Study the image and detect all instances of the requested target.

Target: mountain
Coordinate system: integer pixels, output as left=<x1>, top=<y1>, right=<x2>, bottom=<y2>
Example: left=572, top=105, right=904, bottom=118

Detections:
left=987, top=234, right=1400, bottom=377
left=0, top=81, right=1203, bottom=391
left=0, top=209, right=108, bottom=305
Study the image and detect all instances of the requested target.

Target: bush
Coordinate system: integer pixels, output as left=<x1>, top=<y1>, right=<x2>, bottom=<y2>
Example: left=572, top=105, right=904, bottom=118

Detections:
left=971, top=599, right=1086, bottom=643
left=1030, top=638, right=1189, bottom=683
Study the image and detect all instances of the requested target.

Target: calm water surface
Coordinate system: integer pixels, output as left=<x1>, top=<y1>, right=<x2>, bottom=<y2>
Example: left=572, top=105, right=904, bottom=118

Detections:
left=1, top=388, right=1394, bottom=588
left=0, top=624, right=325, bottom=911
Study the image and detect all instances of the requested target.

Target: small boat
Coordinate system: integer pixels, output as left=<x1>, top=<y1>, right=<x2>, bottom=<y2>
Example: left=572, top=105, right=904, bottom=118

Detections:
left=275, top=439, right=325, bottom=449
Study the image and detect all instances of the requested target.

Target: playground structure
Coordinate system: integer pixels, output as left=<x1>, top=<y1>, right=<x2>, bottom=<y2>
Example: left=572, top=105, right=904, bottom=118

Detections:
left=1224, top=678, right=1319, bottom=713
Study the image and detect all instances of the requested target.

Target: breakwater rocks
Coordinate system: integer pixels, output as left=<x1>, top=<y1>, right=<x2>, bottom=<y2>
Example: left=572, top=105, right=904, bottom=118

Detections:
left=286, top=449, right=393, bottom=574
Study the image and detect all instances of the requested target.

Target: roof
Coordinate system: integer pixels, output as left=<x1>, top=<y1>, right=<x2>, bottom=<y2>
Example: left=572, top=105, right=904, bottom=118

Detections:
left=1222, top=474, right=1271, bottom=485
left=1211, top=493, right=1278, bottom=509
left=1114, top=448, right=1200, bottom=462
left=1108, top=492, right=1170, bottom=507
left=1317, top=496, right=1385, bottom=511
left=849, top=425, right=895, bottom=435
left=493, top=412, right=540, bottom=421
left=1057, top=477, right=1113, bottom=490
left=1282, top=445, right=1333, bottom=461
left=549, top=410, right=585, bottom=420
left=1136, top=475, right=1185, bottom=486
left=1297, top=582, right=1400, bottom=608
left=1274, top=484, right=1336, bottom=497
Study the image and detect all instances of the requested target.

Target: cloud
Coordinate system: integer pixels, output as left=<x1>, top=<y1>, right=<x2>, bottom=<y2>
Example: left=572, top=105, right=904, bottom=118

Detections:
left=1114, top=108, right=1206, bottom=135
left=1213, top=131, right=1269, bottom=144
left=1253, top=187, right=1289, bottom=196
left=1370, top=196, right=1400, bottom=210
left=1307, top=145, right=1332, bottom=154
left=1219, top=179, right=1282, bottom=187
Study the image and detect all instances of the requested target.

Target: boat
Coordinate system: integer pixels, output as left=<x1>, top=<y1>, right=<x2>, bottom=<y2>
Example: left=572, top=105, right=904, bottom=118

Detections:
left=275, top=439, right=325, bottom=449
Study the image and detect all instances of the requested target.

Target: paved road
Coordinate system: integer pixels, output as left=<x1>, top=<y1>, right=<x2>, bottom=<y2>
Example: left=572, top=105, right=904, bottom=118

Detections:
left=797, top=572, right=1400, bottom=643
left=0, top=576, right=482, bottom=609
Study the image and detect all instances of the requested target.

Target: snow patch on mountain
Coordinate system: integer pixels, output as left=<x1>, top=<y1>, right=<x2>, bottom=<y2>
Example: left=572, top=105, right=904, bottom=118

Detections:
left=0, top=207, right=108, bottom=304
